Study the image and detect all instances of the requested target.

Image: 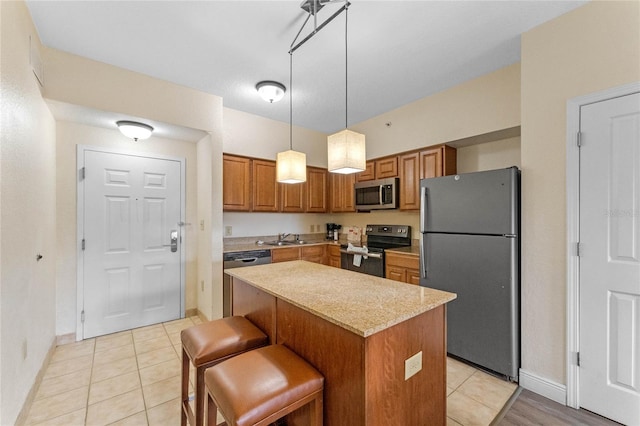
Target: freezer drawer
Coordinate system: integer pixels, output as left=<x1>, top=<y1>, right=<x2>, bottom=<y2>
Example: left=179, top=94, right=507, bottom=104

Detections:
left=420, top=233, right=519, bottom=380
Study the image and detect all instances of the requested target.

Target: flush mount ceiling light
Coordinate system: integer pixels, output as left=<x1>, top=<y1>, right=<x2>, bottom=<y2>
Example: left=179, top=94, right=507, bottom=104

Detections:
left=256, top=81, right=286, bottom=103
left=276, top=53, right=306, bottom=183
left=116, top=120, right=154, bottom=141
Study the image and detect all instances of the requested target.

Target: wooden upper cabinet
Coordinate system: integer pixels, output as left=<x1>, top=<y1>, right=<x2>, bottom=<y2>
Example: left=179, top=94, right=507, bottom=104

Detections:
left=399, top=145, right=456, bottom=210
left=252, top=159, right=279, bottom=212
left=280, top=181, right=305, bottom=213
left=306, top=167, right=328, bottom=213
left=356, top=157, right=398, bottom=181
left=399, top=152, right=421, bottom=210
left=356, top=162, right=375, bottom=182
left=223, top=154, right=252, bottom=211
left=376, top=156, right=398, bottom=178
left=329, top=173, right=355, bottom=213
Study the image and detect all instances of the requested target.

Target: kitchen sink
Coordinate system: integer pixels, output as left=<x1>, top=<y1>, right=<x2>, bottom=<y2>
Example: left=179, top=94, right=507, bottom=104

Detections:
left=263, top=240, right=306, bottom=246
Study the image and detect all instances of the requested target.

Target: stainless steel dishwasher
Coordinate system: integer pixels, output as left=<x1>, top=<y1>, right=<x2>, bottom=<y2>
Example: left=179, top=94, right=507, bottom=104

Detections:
left=222, top=250, right=271, bottom=317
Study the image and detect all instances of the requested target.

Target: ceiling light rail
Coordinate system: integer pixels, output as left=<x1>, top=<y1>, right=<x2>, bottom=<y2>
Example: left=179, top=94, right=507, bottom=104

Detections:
left=289, top=0, right=351, bottom=54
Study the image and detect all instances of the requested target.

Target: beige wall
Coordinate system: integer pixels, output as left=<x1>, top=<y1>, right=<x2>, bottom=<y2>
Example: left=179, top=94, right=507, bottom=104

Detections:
left=223, top=107, right=328, bottom=167
left=352, top=63, right=521, bottom=158
left=55, top=121, right=199, bottom=335
left=521, top=0, right=640, bottom=384
left=0, top=2, right=57, bottom=424
left=456, top=137, right=521, bottom=174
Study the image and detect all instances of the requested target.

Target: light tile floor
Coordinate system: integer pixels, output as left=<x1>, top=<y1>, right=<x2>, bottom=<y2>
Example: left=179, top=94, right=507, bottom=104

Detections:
left=25, top=317, right=517, bottom=425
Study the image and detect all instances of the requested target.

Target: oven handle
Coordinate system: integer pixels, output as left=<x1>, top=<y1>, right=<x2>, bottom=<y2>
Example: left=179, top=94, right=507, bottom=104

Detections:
left=339, top=249, right=382, bottom=259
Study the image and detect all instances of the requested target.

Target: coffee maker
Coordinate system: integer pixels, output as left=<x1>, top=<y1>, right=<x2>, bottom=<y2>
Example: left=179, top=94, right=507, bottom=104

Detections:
left=326, top=223, right=341, bottom=240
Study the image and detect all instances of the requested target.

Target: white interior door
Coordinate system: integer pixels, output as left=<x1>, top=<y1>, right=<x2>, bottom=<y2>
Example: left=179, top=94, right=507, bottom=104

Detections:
left=579, top=92, right=640, bottom=425
left=81, top=149, right=184, bottom=339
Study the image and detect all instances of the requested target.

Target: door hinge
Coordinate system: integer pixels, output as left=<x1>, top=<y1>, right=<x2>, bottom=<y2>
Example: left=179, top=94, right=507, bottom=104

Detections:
left=576, top=351, right=580, bottom=366
left=81, top=310, right=85, bottom=323
left=79, top=167, right=85, bottom=180
left=576, top=131, right=582, bottom=147
left=576, top=242, right=581, bottom=257
left=81, top=239, right=85, bottom=250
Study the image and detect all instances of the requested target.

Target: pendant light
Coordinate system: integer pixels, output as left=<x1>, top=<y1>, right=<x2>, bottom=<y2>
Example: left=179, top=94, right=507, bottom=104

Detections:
left=276, top=52, right=307, bottom=183
left=327, top=4, right=365, bottom=174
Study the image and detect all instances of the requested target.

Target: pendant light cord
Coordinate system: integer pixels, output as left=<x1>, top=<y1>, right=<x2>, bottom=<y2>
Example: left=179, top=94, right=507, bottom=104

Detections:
left=289, top=52, right=293, bottom=150
left=344, top=4, right=349, bottom=129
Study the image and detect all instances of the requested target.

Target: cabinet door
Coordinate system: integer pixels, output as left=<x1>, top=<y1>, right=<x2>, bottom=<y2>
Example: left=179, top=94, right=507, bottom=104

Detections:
left=356, top=161, right=375, bottom=182
left=407, top=269, right=421, bottom=285
left=420, top=147, right=443, bottom=179
left=306, top=167, right=327, bottom=213
left=328, top=256, right=341, bottom=268
left=252, top=160, right=279, bottom=212
left=330, top=173, right=355, bottom=213
left=301, top=245, right=325, bottom=264
left=376, top=157, right=398, bottom=178
left=223, top=155, right=251, bottom=211
left=399, top=152, right=420, bottom=210
left=281, top=182, right=305, bottom=212
left=441, top=145, right=457, bottom=176
left=386, top=265, right=407, bottom=283
left=271, top=247, right=300, bottom=263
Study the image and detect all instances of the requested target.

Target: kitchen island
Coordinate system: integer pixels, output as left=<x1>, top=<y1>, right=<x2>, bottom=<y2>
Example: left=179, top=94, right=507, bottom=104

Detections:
left=225, top=260, right=456, bottom=425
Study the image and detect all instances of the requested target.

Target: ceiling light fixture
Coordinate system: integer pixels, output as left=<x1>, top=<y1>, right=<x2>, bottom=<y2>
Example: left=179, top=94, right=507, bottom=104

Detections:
left=116, top=120, right=154, bottom=141
left=327, top=3, right=365, bottom=174
left=276, top=53, right=306, bottom=183
left=256, top=81, right=286, bottom=103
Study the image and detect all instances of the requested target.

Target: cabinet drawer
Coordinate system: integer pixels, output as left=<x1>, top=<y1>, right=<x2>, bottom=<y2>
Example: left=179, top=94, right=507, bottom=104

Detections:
left=385, top=252, right=419, bottom=269
left=327, top=244, right=341, bottom=257
left=271, top=247, right=300, bottom=263
left=301, top=245, right=325, bottom=259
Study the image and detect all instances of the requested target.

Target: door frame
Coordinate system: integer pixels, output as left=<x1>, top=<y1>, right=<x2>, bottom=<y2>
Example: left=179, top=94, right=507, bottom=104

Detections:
left=76, top=145, right=186, bottom=341
left=565, top=81, right=640, bottom=408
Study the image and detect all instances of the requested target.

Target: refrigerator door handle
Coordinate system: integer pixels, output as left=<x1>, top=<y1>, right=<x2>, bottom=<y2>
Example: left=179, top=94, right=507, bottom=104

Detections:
left=420, top=234, right=427, bottom=280
left=420, top=186, right=427, bottom=233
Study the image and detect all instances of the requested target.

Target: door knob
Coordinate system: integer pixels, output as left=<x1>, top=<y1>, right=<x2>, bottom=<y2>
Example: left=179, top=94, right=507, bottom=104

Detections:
left=164, top=230, right=178, bottom=252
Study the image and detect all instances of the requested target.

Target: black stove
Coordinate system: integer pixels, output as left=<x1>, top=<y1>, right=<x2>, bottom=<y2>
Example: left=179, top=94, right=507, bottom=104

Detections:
left=340, top=224, right=411, bottom=277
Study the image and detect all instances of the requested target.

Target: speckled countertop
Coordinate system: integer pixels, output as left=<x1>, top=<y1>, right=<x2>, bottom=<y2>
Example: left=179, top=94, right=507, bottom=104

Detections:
left=385, top=245, right=420, bottom=256
left=225, top=260, right=456, bottom=337
left=224, top=240, right=339, bottom=253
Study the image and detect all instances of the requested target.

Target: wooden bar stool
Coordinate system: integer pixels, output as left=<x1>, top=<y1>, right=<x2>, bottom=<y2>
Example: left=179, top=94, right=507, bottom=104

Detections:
left=205, top=344, right=324, bottom=426
left=181, top=316, right=268, bottom=426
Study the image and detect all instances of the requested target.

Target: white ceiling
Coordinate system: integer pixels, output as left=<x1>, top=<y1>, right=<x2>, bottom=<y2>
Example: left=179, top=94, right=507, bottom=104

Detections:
left=26, top=0, right=587, bottom=136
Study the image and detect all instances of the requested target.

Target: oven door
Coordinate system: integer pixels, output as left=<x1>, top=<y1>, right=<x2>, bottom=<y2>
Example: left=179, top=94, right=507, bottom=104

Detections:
left=340, top=249, right=384, bottom=277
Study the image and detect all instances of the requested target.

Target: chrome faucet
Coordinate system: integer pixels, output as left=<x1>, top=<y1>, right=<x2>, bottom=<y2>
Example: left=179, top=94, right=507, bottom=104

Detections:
left=277, top=233, right=292, bottom=242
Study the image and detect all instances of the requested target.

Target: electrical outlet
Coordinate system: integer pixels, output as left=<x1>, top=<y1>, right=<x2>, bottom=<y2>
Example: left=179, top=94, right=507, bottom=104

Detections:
left=404, top=351, right=422, bottom=380
left=224, top=226, right=232, bottom=237
left=201, top=280, right=204, bottom=292
left=22, top=340, right=27, bottom=360
left=310, top=224, right=314, bottom=233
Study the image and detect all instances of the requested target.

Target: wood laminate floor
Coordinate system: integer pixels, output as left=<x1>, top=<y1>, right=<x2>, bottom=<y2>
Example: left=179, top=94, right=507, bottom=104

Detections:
left=495, top=388, right=622, bottom=426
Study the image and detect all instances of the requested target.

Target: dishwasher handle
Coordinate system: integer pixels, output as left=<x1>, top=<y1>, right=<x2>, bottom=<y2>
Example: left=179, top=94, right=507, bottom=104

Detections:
left=236, top=257, right=259, bottom=264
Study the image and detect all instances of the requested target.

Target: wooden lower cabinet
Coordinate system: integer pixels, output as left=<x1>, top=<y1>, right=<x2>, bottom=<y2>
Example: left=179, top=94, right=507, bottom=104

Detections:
left=327, top=244, right=341, bottom=268
left=271, top=245, right=326, bottom=264
left=385, top=251, right=420, bottom=285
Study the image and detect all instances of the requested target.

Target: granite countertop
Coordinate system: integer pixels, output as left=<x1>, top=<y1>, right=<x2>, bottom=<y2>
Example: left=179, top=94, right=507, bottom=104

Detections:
left=224, top=240, right=340, bottom=253
left=225, top=260, right=456, bottom=337
left=385, top=245, right=420, bottom=256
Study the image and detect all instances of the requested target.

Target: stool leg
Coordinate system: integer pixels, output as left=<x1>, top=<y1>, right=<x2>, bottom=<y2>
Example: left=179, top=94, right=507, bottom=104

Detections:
left=207, top=392, right=218, bottom=426
left=311, top=393, right=323, bottom=426
left=196, top=365, right=206, bottom=426
left=181, top=348, right=190, bottom=426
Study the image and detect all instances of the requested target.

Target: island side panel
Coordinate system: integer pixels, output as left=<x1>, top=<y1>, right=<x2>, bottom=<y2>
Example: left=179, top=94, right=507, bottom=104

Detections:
left=276, top=299, right=366, bottom=426
left=365, top=304, right=447, bottom=425
left=231, top=277, right=277, bottom=343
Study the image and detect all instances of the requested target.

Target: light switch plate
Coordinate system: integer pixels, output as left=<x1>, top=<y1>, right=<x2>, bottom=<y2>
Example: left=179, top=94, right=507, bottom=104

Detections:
left=224, top=226, right=232, bottom=237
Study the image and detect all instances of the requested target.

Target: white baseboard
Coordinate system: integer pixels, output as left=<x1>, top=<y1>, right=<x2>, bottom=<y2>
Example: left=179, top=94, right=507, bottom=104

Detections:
left=519, top=368, right=566, bottom=405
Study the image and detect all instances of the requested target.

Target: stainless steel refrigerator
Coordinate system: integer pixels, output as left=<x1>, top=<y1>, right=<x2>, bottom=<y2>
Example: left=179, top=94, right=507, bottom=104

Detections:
left=420, top=167, right=520, bottom=381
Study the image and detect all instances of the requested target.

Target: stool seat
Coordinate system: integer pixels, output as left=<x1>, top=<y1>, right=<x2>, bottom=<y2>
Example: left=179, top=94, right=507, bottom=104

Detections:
left=180, top=316, right=268, bottom=426
left=205, top=344, right=324, bottom=426
left=181, top=316, right=268, bottom=366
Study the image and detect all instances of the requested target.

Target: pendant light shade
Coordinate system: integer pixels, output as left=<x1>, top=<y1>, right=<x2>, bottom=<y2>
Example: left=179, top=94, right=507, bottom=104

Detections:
left=327, top=129, right=365, bottom=173
left=276, top=51, right=306, bottom=183
left=277, top=150, right=307, bottom=183
left=327, top=4, right=365, bottom=174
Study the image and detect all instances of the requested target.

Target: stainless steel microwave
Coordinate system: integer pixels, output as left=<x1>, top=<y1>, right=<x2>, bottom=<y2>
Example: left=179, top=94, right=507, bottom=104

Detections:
left=354, top=178, right=399, bottom=211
